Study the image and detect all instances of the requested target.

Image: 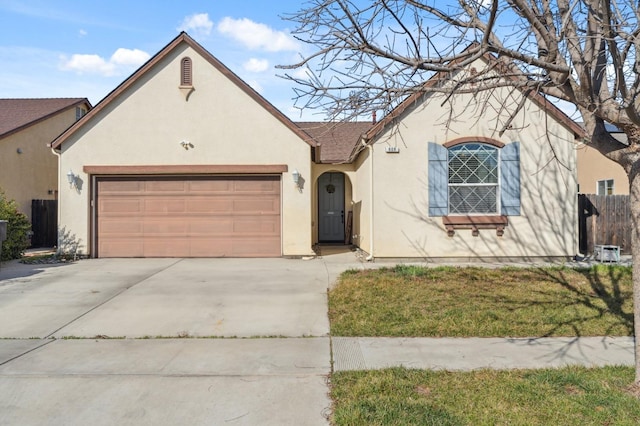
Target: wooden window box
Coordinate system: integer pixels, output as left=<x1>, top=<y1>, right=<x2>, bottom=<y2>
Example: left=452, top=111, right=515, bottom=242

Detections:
left=442, top=215, right=508, bottom=237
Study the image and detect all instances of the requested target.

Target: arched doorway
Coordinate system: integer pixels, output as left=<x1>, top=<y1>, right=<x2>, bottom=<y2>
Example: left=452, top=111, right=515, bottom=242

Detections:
left=317, top=172, right=345, bottom=242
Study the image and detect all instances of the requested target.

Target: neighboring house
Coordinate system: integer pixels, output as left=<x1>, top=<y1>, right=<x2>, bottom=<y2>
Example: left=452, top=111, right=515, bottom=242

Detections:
left=576, top=124, right=629, bottom=195
left=0, top=98, right=91, bottom=221
left=51, top=33, right=583, bottom=260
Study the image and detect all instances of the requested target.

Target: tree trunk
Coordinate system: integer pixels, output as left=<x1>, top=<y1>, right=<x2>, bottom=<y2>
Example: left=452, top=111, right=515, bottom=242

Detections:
left=631, top=168, right=640, bottom=383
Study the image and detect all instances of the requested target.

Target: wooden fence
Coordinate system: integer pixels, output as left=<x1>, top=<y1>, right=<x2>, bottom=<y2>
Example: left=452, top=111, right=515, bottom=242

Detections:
left=578, top=194, right=631, bottom=255
left=31, top=199, right=57, bottom=248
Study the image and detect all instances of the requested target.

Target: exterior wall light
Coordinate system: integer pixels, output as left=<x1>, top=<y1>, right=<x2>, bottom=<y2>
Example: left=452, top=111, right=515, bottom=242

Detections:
left=67, top=169, right=77, bottom=188
left=292, top=169, right=300, bottom=185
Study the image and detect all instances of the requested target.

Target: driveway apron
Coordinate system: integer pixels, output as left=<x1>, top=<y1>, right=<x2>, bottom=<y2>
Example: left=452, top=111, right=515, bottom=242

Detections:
left=0, top=257, right=337, bottom=425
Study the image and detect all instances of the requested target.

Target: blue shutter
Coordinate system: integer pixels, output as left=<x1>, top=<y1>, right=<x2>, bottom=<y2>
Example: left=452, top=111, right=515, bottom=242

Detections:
left=500, top=141, right=521, bottom=216
left=428, top=142, right=448, bottom=216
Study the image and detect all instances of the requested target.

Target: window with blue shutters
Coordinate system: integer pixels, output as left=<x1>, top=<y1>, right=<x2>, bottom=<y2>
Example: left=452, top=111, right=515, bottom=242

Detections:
left=428, top=140, right=521, bottom=217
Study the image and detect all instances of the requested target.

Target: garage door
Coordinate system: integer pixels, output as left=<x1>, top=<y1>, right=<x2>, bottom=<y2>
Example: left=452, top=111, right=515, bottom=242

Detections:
left=95, top=176, right=281, bottom=257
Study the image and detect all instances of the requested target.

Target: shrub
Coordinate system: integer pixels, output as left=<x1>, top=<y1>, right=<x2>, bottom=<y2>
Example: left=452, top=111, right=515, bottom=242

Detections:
left=0, top=190, right=31, bottom=261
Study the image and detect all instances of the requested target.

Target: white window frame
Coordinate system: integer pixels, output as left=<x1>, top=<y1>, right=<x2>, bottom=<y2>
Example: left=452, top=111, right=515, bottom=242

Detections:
left=447, top=143, right=500, bottom=215
left=597, top=179, right=614, bottom=195
left=75, top=106, right=86, bottom=121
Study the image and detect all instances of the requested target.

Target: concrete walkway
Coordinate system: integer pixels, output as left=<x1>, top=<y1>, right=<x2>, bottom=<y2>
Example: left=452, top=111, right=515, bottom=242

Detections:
left=332, top=336, right=635, bottom=371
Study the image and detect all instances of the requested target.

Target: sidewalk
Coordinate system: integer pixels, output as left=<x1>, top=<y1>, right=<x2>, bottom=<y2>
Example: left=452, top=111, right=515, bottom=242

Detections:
left=332, top=336, right=635, bottom=371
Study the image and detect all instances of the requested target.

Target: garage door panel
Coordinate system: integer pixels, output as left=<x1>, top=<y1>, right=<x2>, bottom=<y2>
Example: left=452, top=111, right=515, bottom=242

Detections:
left=100, top=218, right=143, bottom=235
left=99, top=180, right=144, bottom=193
left=144, top=199, right=186, bottom=213
left=99, top=240, right=144, bottom=257
left=231, top=238, right=280, bottom=256
left=187, top=198, right=233, bottom=213
left=234, top=179, right=279, bottom=193
left=189, top=218, right=234, bottom=234
left=96, top=176, right=281, bottom=258
left=190, top=239, right=233, bottom=257
left=233, top=217, right=280, bottom=234
left=142, top=239, right=191, bottom=257
left=144, top=180, right=187, bottom=192
left=233, top=198, right=279, bottom=213
left=100, top=199, right=143, bottom=214
left=143, top=219, right=190, bottom=235
left=189, top=180, right=232, bottom=192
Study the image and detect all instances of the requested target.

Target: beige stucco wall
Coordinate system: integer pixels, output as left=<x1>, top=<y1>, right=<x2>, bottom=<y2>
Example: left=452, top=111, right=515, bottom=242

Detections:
left=364, top=87, right=578, bottom=259
left=58, top=42, right=313, bottom=256
left=0, top=108, right=77, bottom=220
left=576, top=141, right=629, bottom=194
left=352, top=146, right=372, bottom=253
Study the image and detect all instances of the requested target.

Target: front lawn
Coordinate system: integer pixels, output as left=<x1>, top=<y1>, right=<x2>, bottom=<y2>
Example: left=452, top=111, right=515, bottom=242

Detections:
left=329, top=265, right=637, bottom=425
left=331, top=366, right=640, bottom=425
left=329, top=265, right=633, bottom=337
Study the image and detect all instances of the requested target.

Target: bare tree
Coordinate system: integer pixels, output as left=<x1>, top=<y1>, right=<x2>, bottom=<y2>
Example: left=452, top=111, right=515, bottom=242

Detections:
left=278, top=0, right=640, bottom=384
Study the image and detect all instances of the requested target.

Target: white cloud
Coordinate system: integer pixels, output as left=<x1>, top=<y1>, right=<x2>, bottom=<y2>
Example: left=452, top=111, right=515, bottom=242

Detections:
left=178, top=13, right=213, bottom=38
left=217, top=17, right=299, bottom=52
left=110, top=48, right=150, bottom=66
left=59, top=48, right=150, bottom=76
left=78, top=29, right=87, bottom=37
left=243, top=58, right=269, bottom=73
left=291, top=67, right=311, bottom=80
left=60, top=54, right=114, bottom=75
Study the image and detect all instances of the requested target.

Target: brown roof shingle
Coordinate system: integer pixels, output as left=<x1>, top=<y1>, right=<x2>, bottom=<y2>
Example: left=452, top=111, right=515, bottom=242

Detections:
left=0, top=98, right=89, bottom=139
left=296, top=121, right=373, bottom=163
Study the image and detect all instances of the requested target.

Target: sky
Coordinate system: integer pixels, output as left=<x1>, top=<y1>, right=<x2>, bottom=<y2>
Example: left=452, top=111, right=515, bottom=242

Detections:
left=0, top=0, right=315, bottom=119
left=0, top=1, right=580, bottom=122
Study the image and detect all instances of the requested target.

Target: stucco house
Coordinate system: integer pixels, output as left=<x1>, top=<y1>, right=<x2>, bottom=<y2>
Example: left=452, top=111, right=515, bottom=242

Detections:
left=576, top=124, right=629, bottom=195
left=0, top=98, right=90, bottom=221
left=51, top=33, right=583, bottom=260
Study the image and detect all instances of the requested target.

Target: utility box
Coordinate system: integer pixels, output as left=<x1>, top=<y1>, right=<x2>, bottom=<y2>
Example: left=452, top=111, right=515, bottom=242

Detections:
left=594, top=244, right=620, bottom=263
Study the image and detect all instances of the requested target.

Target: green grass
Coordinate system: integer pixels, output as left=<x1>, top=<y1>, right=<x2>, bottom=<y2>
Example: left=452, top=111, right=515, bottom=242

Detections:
left=329, top=265, right=633, bottom=337
left=331, top=366, right=640, bottom=425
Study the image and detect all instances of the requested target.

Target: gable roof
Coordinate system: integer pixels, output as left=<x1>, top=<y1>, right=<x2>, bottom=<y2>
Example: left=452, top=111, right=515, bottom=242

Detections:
left=51, top=32, right=315, bottom=150
left=296, top=121, right=373, bottom=163
left=362, top=49, right=586, bottom=145
left=0, top=98, right=90, bottom=139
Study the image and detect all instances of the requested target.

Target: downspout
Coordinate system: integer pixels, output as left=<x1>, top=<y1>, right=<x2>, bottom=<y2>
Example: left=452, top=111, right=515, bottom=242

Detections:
left=362, top=138, right=374, bottom=261
left=50, top=145, right=61, bottom=254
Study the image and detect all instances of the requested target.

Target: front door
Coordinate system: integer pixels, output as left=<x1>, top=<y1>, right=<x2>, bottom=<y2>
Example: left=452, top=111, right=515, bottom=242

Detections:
left=318, top=172, right=345, bottom=242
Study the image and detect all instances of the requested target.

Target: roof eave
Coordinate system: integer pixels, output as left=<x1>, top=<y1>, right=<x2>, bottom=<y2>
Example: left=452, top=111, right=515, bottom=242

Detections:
left=1, top=98, right=90, bottom=141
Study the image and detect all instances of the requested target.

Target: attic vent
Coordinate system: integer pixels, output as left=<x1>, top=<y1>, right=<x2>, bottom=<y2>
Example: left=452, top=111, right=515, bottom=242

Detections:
left=181, top=57, right=193, bottom=86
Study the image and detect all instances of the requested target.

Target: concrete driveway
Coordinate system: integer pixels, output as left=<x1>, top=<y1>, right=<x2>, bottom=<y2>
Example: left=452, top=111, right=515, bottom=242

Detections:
left=0, top=258, right=331, bottom=338
left=0, top=255, right=361, bottom=425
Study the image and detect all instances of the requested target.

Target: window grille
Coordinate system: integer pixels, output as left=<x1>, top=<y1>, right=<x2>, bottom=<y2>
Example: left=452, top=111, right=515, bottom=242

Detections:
left=448, top=143, right=498, bottom=214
